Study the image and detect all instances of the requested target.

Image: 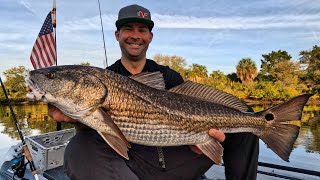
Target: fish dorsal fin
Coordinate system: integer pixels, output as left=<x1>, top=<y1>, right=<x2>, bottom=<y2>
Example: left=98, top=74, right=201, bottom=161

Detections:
left=130, top=71, right=165, bottom=90
left=169, top=80, right=250, bottom=112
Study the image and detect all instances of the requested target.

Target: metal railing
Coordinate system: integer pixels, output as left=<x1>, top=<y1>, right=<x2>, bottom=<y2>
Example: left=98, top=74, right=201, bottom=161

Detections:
left=258, top=161, right=320, bottom=179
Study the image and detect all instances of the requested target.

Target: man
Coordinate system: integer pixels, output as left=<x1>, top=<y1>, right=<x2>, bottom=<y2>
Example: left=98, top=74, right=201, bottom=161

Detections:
left=49, top=4, right=259, bottom=180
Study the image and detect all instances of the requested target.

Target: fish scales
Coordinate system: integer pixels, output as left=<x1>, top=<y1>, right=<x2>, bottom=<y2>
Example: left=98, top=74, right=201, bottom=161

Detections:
left=102, top=70, right=267, bottom=144
left=25, top=65, right=312, bottom=163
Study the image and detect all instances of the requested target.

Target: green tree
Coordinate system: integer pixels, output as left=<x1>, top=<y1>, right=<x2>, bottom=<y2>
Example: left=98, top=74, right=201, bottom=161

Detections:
left=79, top=61, right=91, bottom=66
left=260, top=50, right=292, bottom=77
left=227, top=73, right=240, bottom=82
left=250, top=81, right=281, bottom=100
left=260, top=50, right=301, bottom=90
left=236, top=58, right=258, bottom=84
left=207, top=70, right=229, bottom=90
left=153, top=54, right=187, bottom=78
left=271, top=60, right=300, bottom=86
left=0, top=82, right=5, bottom=102
left=186, top=64, right=208, bottom=83
left=299, top=45, right=320, bottom=92
left=3, top=66, right=29, bottom=100
left=299, top=45, right=320, bottom=72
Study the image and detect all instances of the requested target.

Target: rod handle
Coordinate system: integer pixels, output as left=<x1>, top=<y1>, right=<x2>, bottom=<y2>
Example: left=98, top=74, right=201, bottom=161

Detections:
left=23, top=145, right=38, bottom=175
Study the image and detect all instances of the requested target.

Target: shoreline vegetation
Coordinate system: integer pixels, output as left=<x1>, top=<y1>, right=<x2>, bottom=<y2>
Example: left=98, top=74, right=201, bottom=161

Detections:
left=1, top=46, right=319, bottom=106
left=1, top=98, right=319, bottom=106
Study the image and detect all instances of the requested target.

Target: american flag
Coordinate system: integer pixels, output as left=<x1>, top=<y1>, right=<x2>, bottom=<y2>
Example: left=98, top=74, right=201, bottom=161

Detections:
left=30, top=12, right=56, bottom=69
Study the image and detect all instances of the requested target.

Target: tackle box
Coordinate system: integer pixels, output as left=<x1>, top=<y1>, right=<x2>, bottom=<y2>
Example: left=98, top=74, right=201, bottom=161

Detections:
left=25, top=128, right=76, bottom=172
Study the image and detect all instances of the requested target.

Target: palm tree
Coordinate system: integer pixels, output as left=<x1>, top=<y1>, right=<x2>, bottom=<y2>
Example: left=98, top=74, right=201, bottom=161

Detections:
left=186, top=64, right=208, bottom=83
left=236, top=58, right=258, bottom=84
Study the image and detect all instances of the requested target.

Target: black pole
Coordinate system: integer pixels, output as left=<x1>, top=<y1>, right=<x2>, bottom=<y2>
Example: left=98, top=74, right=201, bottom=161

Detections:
left=257, top=170, right=303, bottom=180
left=258, top=162, right=320, bottom=177
left=0, top=77, right=38, bottom=177
left=218, top=161, right=320, bottom=177
left=54, top=17, right=57, bottom=66
left=55, top=24, right=62, bottom=131
left=52, top=2, right=61, bottom=131
left=97, top=0, right=108, bottom=68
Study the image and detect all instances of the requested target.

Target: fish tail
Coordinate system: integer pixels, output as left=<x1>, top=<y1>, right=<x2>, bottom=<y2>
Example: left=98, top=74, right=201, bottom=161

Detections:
left=258, top=94, right=313, bottom=161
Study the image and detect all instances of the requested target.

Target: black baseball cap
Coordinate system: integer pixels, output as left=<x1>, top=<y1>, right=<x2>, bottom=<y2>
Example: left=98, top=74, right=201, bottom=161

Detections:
left=116, top=4, right=154, bottom=31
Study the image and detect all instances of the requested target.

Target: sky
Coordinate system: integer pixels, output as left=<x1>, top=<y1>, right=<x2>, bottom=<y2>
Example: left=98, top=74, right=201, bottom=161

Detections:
left=1, top=0, right=320, bottom=79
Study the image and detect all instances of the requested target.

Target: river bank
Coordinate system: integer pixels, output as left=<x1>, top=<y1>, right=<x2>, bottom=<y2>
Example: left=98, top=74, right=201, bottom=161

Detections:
left=244, top=98, right=320, bottom=106
left=1, top=97, right=319, bottom=106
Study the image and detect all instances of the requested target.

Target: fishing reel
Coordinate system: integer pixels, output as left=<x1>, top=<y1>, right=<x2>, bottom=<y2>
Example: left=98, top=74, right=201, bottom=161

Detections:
left=10, top=155, right=27, bottom=179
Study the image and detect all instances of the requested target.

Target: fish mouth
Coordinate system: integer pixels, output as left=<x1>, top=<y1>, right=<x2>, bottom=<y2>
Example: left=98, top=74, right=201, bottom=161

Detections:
left=25, top=76, right=46, bottom=101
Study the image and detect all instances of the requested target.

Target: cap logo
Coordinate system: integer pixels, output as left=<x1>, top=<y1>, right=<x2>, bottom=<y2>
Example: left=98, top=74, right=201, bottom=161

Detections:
left=137, top=11, right=148, bottom=18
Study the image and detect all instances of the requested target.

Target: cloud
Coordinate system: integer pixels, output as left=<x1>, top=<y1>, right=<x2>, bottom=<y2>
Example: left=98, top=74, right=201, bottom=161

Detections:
left=0, top=43, right=27, bottom=51
left=19, top=0, right=37, bottom=15
left=311, top=30, right=320, bottom=41
left=0, top=32, right=25, bottom=42
left=58, top=12, right=320, bottom=33
left=60, top=15, right=117, bottom=33
left=154, top=13, right=320, bottom=30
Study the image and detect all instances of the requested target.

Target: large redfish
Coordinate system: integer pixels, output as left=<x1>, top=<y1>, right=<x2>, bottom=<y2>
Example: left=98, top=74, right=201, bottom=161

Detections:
left=25, top=65, right=312, bottom=164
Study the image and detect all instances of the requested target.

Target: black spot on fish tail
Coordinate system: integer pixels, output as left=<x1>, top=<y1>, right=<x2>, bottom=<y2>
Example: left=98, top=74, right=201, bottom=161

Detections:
left=265, top=113, right=274, bottom=121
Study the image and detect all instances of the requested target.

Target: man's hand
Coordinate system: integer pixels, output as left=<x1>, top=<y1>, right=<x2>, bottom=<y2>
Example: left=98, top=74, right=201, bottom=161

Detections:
left=190, top=129, right=225, bottom=154
left=48, top=104, right=77, bottom=123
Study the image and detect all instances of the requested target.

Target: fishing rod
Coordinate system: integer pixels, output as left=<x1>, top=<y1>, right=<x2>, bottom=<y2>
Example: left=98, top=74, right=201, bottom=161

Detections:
left=0, top=76, right=39, bottom=180
left=97, top=0, right=108, bottom=68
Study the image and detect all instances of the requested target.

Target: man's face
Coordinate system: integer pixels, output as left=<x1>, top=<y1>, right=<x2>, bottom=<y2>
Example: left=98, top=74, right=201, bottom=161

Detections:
left=115, top=22, right=153, bottom=61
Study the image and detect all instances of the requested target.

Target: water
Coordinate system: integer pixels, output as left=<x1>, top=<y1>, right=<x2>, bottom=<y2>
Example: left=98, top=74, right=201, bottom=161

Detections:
left=0, top=103, right=319, bottom=178
left=254, top=103, right=320, bottom=174
left=0, top=104, right=74, bottom=164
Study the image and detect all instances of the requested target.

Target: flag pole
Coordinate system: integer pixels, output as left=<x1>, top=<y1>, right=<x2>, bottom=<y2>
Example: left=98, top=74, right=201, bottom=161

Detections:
left=52, top=0, right=62, bottom=131
left=52, top=0, right=57, bottom=66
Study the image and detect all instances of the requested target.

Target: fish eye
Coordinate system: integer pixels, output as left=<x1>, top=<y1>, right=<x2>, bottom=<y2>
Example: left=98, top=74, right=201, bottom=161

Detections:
left=46, top=72, right=55, bottom=79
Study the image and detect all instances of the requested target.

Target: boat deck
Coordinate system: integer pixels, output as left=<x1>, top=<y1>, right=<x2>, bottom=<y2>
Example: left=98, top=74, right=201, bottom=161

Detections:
left=2, top=160, right=320, bottom=180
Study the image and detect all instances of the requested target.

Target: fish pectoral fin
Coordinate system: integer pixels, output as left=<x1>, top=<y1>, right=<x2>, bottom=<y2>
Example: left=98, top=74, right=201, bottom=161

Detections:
left=94, top=108, right=131, bottom=148
left=97, top=131, right=129, bottom=160
left=196, top=138, right=224, bottom=165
